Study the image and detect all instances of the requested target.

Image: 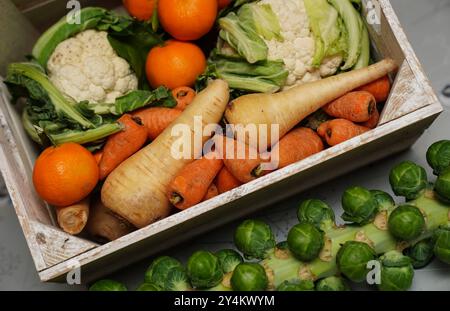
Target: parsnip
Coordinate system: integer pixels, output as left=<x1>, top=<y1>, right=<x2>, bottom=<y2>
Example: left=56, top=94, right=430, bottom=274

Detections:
left=56, top=198, right=90, bottom=235
left=87, top=199, right=134, bottom=242
left=101, top=80, right=230, bottom=228
left=225, top=59, right=397, bottom=147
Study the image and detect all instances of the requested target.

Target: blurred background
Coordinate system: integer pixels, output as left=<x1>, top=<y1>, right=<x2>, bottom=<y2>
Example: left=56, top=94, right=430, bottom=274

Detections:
left=0, top=0, right=449, bottom=290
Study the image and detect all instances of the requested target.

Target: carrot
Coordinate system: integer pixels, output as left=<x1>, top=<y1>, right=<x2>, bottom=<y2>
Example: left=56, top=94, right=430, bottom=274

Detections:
left=361, top=106, right=380, bottom=129
left=323, top=91, right=376, bottom=123
left=55, top=198, right=90, bottom=235
left=168, top=153, right=223, bottom=210
left=93, top=150, right=103, bottom=165
left=271, top=128, right=324, bottom=169
left=317, top=119, right=370, bottom=146
left=133, top=107, right=182, bottom=140
left=99, top=114, right=147, bottom=180
left=215, top=167, right=242, bottom=194
left=225, top=59, right=397, bottom=148
left=356, top=75, right=391, bottom=103
left=203, top=183, right=219, bottom=201
left=172, top=86, right=196, bottom=110
left=102, top=80, right=230, bottom=228
left=87, top=198, right=134, bottom=243
left=214, top=135, right=267, bottom=183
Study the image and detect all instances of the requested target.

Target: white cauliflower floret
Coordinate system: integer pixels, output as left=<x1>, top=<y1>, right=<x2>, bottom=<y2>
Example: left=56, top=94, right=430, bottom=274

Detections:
left=47, top=30, right=138, bottom=103
left=258, top=0, right=342, bottom=88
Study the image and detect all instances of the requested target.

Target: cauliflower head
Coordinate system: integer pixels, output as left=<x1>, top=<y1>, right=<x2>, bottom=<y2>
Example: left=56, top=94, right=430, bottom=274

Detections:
left=47, top=30, right=138, bottom=103
left=259, top=0, right=342, bottom=88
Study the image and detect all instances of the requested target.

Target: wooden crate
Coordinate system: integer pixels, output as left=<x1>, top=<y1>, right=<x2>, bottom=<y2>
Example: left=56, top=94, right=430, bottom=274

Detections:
left=0, top=0, right=443, bottom=282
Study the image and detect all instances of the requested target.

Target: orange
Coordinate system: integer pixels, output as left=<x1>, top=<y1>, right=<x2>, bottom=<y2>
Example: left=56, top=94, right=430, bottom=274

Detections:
left=33, top=143, right=99, bottom=207
left=123, top=0, right=155, bottom=21
left=218, top=0, right=232, bottom=10
left=158, top=0, right=217, bottom=41
left=146, top=40, right=206, bottom=89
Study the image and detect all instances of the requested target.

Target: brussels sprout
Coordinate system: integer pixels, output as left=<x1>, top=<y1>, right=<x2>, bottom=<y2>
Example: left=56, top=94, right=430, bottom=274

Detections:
left=315, top=276, right=350, bottom=291
left=230, top=263, right=268, bottom=291
left=89, top=279, right=127, bottom=291
left=389, top=161, right=427, bottom=200
left=297, top=199, right=335, bottom=229
left=378, top=250, right=414, bottom=291
left=136, top=283, right=161, bottom=291
left=435, top=167, right=450, bottom=203
left=388, top=205, right=425, bottom=241
left=426, top=140, right=450, bottom=175
left=164, top=266, right=191, bottom=291
left=277, top=280, right=315, bottom=291
left=433, top=225, right=450, bottom=264
left=216, top=249, right=244, bottom=274
left=144, top=256, right=184, bottom=289
left=336, top=241, right=376, bottom=283
left=187, top=251, right=223, bottom=289
left=370, top=190, right=396, bottom=211
left=276, top=241, right=288, bottom=250
left=404, top=239, right=435, bottom=269
left=287, top=223, right=324, bottom=262
left=234, top=220, right=276, bottom=259
left=341, top=186, right=378, bottom=225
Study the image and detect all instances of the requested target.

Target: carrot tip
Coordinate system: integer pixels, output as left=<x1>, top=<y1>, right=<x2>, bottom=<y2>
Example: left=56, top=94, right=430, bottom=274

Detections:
left=251, top=165, right=264, bottom=178
left=170, top=193, right=183, bottom=206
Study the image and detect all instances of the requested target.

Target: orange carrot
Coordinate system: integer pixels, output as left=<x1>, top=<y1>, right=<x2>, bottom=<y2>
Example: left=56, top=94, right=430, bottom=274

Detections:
left=317, top=119, right=370, bottom=146
left=271, top=128, right=324, bottom=169
left=323, top=91, right=376, bottom=123
left=93, top=150, right=103, bottom=165
left=168, top=153, right=223, bottom=210
left=361, top=106, right=380, bottom=129
left=133, top=107, right=182, bottom=140
left=215, top=167, right=243, bottom=194
left=172, top=86, right=196, bottom=110
left=356, top=75, right=391, bottom=103
left=99, top=114, right=147, bottom=180
left=203, top=183, right=219, bottom=201
left=214, top=135, right=267, bottom=183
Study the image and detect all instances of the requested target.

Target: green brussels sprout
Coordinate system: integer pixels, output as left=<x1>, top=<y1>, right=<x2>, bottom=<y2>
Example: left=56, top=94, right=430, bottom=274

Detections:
left=404, top=239, right=435, bottom=269
left=426, top=140, right=450, bottom=175
left=433, top=225, right=450, bottom=264
left=287, top=223, right=324, bottom=262
left=89, top=279, right=127, bottom=291
left=370, top=190, right=396, bottom=211
left=144, top=256, right=184, bottom=289
left=435, top=167, right=450, bottom=203
left=164, top=266, right=191, bottom=291
left=315, top=276, right=350, bottom=291
left=277, top=280, right=315, bottom=291
left=388, top=205, right=425, bottom=241
left=378, top=250, right=414, bottom=291
left=216, top=249, right=243, bottom=274
left=297, top=199, right=335, bottom=229
left=389, top=161, right=427, bottom=200
left=230, top=263, right=268, bottom=291
left=187, top=251, right=223, bottom=289
left=136, top=283, right=161, bottom=291
left=341, top=186, right=379, bottom=225
left=336, top=241, right=376, bottom=283
left=234, top=220, right=276, bottom=259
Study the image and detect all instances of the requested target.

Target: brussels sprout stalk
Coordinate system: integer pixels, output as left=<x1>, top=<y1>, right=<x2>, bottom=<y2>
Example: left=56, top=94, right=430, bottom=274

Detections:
left=211, top=191, right=449, bottom=290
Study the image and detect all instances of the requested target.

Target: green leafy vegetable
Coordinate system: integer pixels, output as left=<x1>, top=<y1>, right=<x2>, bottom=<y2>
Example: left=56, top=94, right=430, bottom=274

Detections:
left=234, top=219, right=276, bottom=260
left=238, top=3, right=283, bottom=41
left=89, top=279, right=127, bottom=291
left=388, top=205, right=425, bottom=241
left=378, top=250, right=414, bottom=291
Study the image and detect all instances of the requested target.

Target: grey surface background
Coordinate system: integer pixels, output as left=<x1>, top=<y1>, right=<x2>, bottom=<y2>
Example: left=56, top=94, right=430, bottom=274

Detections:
left=1, top=0, right=450, bottom=290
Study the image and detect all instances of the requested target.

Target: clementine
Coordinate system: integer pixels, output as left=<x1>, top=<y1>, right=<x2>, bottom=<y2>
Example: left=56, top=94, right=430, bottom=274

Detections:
left=123, top=0, right=155, bottom=21
left=158, top=0, right=217, bottom=41
left=146, top=40, right=206, bottom=89
left=33, top=143, right=99, bottom=207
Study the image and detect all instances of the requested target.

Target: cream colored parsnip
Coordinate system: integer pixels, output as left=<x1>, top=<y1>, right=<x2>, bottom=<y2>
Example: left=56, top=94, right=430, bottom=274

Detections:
left=225, top=59, right=398, bottom=148
left=101, top=80, right=230, bottom=228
